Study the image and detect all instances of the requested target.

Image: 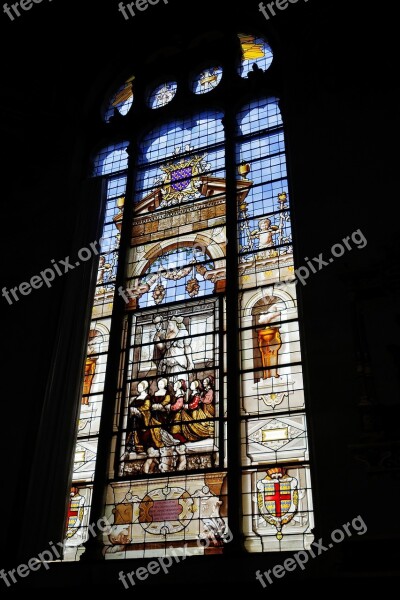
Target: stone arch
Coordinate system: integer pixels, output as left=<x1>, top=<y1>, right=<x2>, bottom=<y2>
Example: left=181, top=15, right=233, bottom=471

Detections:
left=241, top=287, right=297, bottom=383
left=130, top=233, right=225, bottom=278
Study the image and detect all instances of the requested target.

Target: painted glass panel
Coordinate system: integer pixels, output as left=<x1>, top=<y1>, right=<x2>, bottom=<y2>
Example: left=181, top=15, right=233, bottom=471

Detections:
left=148, top=82, right=178, bottom=109
left=242, top=466, right=314, bottom=552
left=237, top=98, right=314, bottom=551
left=192, top=66, right=223, bottom=94
left=65, top=42, right=315, bottom=560
left=104, top=76, right=134, bottom=122
left=102, top=112, right=229, bottom=558
left=64, top=486, right=93, bottom=561
left=64, top=145, right=129, bottom=559
left=239, top=34, right=273, bottom=77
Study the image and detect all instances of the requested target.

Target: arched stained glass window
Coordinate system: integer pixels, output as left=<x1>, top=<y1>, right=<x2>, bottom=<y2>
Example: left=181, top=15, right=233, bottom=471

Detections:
left=236, top=97, right=314, bottom=552
left=238, top=33, right=274, bottom=77
left=148, top=82, right=178, bottom=109
left=104, top=77, right=135, bottom=122
left=64, top=32, right=314, bottom=561
left=191, top=66, right=223, bottom=94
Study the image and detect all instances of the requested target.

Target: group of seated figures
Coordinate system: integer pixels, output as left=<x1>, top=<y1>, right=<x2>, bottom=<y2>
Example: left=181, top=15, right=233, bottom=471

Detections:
left=125, top=377, right=215, bottom=473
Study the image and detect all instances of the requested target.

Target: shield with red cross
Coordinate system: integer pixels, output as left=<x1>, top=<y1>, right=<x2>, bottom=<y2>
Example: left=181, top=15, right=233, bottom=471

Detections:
left=257, top=467, right=299, bottom=540
left=66, top=489, right=86, bottom=539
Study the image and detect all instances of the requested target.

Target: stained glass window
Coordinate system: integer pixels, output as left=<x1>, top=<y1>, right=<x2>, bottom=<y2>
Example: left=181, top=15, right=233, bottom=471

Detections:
left=239, top=33, right=274, bottom=77
left=104, top=76, right=135, bottom=122
left=65, top=33, right=314, bottom=561
left=192, top=66, right=223, bottom=94
left=237, top=98, right=314, bottom=551
left=148, top=82, right=178, bottom=109
left=65, top=144, right=128, bottom=560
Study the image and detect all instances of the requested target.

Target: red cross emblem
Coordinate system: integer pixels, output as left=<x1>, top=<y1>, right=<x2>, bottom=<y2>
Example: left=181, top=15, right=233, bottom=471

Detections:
left=264, top=482, right=291, bottom=518
left=257, top=468, right=299, bottom=540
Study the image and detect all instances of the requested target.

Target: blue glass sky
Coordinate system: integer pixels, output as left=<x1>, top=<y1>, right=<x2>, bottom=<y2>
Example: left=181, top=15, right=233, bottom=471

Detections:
left=139, top=111, right=225, bottom=164
left=94, top=142, right=129, bottom=177
left=138, top=246, right=215, bottom=308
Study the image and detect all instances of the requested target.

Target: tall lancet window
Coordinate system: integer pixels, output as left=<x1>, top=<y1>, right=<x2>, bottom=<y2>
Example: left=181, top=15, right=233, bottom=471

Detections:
left=64, top=33, right=314, bottom=561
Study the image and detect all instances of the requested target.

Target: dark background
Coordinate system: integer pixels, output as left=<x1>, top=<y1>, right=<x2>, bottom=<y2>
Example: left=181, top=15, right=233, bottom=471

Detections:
left=1, top=0, right=399, bottom=592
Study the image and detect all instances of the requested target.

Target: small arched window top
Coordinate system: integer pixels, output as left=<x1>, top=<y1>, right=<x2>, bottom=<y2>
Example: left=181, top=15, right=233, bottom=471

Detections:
left=148, top=81, right=178, bottom=109
left=191, top=66, right=223, bottom=95
left=238, top=33, right=273, bottom=77
left=104, top=76, right=135, bottom=123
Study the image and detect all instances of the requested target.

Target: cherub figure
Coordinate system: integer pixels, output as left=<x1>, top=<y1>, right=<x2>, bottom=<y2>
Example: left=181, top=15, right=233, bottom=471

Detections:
left=251, top=218, right=280, bottom=258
